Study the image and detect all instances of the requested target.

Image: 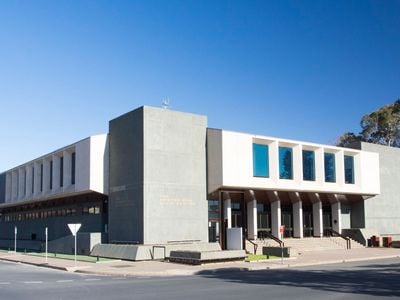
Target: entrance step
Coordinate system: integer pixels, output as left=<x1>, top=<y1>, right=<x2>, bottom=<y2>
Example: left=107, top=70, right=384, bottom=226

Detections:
left=246, top=237, right=365, bottom=255
left=283, top=237, right=365, bottom=253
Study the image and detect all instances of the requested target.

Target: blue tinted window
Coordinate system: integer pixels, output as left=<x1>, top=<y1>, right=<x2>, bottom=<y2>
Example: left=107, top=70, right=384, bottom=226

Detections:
left=253, top=144, right=269, bottom=177
left=344, top=155, right=355, bottom=184
left=279, top=147, right=293, bottom=179
left=324, top=153, right=336, bottom=182
left=302, top=150, right=315, bottom=181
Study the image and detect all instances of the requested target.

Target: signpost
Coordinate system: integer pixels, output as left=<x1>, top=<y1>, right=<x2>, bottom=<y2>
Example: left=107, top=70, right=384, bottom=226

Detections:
left=280, top=225, right=285, bottom=264
left=45, top=227, right=48, bottom=263
left=67, top=223, right=81, bottom=266
left=14, top=226, right=17, bottom=254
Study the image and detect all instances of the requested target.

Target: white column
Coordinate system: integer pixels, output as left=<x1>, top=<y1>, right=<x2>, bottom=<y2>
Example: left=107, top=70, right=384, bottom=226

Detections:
left=290, top=192, right=303, bottom=238
left=26, top=165, right=33, bottom=198
left=43, top=159, right=51, bottom=194
left=247, top=199, right=257, bottom=240
left=268, top=191, right=282, bottom=239
left=313, top=201, right=323, bottom=237
left=52, top=155, right=60, bottom=193
left=331, top=202, right=341, bottom=233
left=18, top=168, right=25, bottom=200
left=33, top=161, right=41, bottom=196
left=223, top=193, right=232, bottom=229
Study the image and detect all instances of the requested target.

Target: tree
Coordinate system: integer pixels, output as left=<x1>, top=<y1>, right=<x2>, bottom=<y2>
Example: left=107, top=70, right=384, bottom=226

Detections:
left=337, top=99, right=400, bottom=148
left=336, top=132, right=362, bottom=147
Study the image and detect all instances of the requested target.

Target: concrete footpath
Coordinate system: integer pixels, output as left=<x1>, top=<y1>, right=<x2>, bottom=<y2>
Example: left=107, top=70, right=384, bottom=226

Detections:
left=0, top=248, right=400, bottom=277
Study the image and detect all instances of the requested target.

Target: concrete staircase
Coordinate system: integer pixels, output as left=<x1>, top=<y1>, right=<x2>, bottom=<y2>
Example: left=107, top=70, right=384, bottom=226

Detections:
left=283, top=237, right=365, bottom=253
left=246, top=237, right=364, bottom=255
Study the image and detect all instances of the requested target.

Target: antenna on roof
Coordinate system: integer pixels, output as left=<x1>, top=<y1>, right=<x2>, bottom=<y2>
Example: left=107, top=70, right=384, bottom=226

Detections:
left=162, top=97, right=170, bottom=109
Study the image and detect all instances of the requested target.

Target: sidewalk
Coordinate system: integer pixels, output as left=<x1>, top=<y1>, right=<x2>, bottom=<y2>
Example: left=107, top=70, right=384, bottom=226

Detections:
left=0, top=248, right=399, bottom=277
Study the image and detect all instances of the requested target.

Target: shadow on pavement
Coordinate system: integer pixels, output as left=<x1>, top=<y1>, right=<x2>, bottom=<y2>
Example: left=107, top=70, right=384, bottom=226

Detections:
left=196, top=263, right=400, bottom=297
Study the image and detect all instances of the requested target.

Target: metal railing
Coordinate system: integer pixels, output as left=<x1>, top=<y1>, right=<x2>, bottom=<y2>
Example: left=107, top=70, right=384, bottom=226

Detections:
left=245, top=239, right=258, bottom=254
left=326, top=229, right=351, bottom=249
left=258, top=230, right=284, bottom=247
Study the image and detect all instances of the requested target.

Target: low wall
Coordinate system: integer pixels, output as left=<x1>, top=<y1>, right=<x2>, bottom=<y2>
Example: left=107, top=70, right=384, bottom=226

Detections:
left=91, top=242, right=221, bottom=261
left=263, top=247, right=298, bottom=258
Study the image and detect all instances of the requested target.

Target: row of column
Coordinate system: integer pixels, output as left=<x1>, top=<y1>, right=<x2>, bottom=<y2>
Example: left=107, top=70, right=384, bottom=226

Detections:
left=223, top=191, right=342, bottom=240
left=5, top=150, right=75, bottom=203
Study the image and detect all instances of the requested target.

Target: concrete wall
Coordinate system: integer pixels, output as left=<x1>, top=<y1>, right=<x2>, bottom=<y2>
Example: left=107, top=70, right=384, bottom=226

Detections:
left=108, top=106, right=208, bottom=245
left=207, top=130, right=380, bottom=196
left=1, top=134, right=109, bottom=206
left=0, top=173, right=5, bottom=204
left=108, top=107, right=144, bottom=243
left=359, top=142, right=400, bottom=236
left=142, top=107, right=208, bottom=244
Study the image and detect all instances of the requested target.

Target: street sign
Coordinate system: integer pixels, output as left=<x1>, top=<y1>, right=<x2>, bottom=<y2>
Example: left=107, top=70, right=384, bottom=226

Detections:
left=68, top=224, right=82, bottom=236
left=67, top=224, right=82, bottom=266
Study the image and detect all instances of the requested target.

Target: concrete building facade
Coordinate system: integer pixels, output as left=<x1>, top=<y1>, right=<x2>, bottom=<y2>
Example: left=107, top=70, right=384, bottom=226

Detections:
left=0, top=105, right=398, bottom=254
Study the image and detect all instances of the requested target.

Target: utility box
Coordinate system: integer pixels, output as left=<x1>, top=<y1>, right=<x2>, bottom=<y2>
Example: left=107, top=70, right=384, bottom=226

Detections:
left=226, top=228, right=243, bottom=250
left=383, top=236, right=393, bottom=247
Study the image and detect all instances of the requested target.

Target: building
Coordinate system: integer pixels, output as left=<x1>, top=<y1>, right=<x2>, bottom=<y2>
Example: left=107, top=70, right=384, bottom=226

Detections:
left=0, top=105, right=397, bottom=255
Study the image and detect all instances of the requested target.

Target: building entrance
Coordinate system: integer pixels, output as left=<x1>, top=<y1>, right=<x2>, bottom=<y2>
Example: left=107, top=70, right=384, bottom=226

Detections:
left=303, top=205, right=313, bottom=237
left=323, top=206, right=332, bottom=236
left=281, top=205, right=293, bottom=238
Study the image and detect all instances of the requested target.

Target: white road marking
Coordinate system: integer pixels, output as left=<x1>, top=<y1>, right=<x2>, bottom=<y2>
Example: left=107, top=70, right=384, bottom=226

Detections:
left=56, top=280, right=74, bottom=283
left=84, top=278, right=101, bottom=281
left=112, top=277, right=127, bottom=280
left=23, top=281, right=43, bottom=284
left=0, top=282, right=10, bottom=285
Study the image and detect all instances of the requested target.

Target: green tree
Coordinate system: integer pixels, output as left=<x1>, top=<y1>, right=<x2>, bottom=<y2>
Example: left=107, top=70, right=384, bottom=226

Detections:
left=337, top=99, right=400, bottom=147
left=336, top=132, right=362, bottom=147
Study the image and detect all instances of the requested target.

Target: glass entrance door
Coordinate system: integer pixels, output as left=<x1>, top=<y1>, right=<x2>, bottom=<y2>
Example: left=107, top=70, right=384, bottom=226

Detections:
left=281, top=205, right=293, bottom=238
left=323, top=206, right=332, bottom=236
left=303, top=206, right=313, bottom=237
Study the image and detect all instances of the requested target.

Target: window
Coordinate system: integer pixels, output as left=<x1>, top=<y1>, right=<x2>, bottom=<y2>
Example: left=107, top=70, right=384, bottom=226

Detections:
left=344, top=155, right=355, bottom=184
left=324, top=153, right=336, bottom=182
left=208, top=200, right=219, bottom=219
left=279, top=147, right=293, bottom=179
left=60, top=157, right=64, bottom=187
left=71, top=152, right=76, bottom=185
left=302, top=150, right=315, bottom=181
left=253, top=144, right=269, bottom=177
left=50, top=160, right=53, bottom=190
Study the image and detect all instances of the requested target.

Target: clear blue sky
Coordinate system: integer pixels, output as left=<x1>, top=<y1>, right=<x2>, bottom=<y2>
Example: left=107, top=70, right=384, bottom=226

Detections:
left=1, top=0, right=399, bottom=171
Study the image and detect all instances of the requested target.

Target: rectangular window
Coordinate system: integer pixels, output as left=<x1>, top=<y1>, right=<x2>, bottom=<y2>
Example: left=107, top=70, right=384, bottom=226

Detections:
left=302, top=150, right=315, bottom=181
left=71, top=152, right=76, bottom=185
left=60, top=157, right=64, bottom=187
left=324, top=153, right=336, bottom=182
left=344, top=155, right=355, bottom=184
left=40, top=163, right=43, bottom=192
left=253, top=144, right=269, bottom=177
left=49, top=160, right=53, bottom=190
left=279, top=147, right=293, bottom=179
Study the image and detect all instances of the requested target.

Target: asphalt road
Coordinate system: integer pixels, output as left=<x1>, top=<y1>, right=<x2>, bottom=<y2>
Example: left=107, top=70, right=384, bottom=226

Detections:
left=0, top=258, right=399, bottom=300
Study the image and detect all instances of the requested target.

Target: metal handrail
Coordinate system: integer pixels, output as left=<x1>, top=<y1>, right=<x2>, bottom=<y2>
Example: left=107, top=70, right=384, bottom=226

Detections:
left=246, top=239, right=258, bottom=254
left=259, top=230, right=284, bottom=247
left=327, top=229, right=351, bottom=249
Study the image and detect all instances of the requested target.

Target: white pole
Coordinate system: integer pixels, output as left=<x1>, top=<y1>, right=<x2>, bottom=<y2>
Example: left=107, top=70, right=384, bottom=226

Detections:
left=14, top=226, right=17, bottom=254
left=45, top=227, right=48, bottom=263
left=74, top=232, right=77, bottom=266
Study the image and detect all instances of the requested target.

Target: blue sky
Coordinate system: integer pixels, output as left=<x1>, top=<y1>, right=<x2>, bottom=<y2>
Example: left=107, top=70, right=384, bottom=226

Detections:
left=1, top=0, right=399, bottom=171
